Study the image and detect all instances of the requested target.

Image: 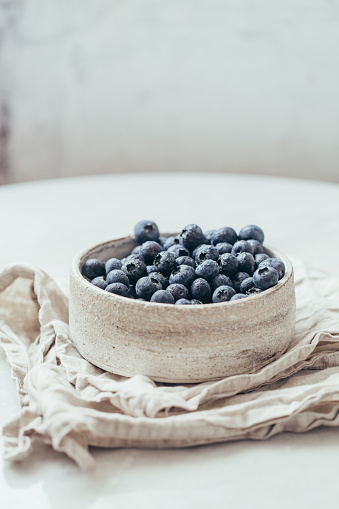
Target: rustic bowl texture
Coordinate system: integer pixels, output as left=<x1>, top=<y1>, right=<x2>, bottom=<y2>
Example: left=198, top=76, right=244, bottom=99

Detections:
left=69, top=234, right=296, bottom=383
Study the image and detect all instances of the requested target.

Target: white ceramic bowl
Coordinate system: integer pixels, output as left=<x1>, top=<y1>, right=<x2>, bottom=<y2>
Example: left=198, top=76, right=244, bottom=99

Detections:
left=69, top=234, right=296, bottom=383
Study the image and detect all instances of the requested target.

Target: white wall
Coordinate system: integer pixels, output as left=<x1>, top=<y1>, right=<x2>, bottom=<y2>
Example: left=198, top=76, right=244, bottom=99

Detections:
left=1, top=0, right=339, bottom=184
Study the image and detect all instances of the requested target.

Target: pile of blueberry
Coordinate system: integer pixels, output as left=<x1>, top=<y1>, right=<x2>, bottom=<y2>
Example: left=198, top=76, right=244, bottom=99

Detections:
left=81, top=221, right=285, bottom=305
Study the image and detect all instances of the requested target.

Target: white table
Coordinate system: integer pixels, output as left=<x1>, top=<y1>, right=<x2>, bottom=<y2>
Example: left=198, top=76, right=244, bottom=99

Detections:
left=1, top=173, right=339, bottom=509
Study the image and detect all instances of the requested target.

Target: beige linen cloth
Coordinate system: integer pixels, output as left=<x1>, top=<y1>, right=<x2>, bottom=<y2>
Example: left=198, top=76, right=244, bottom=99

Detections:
left=1, top=259, right=339, bottom=470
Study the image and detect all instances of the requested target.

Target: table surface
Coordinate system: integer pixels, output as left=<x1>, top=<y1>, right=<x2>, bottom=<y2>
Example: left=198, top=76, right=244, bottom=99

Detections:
left=1, top=172, right=339, bottom=509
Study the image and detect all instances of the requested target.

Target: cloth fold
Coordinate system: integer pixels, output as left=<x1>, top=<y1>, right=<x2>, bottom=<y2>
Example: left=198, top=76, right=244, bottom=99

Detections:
left=1, top=260, right=339, bottom=470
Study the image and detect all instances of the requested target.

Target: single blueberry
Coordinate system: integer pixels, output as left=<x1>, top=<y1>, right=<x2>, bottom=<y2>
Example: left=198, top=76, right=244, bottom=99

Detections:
left=195, top=259, right=219, bottom=281
left=191, top=244, right=204, bottom=260
left=203, top=230, right=216, bottom=244
left=238, top=225, right=265, bottom=244
left=231, top=240, right=254, bottom=256
left=176, top=256, right=196, bottom=268
left=253, top=266, right=279, bottom=290
left=190, top=299, right=203, bottom=305
left=148, top=271, right=169, bottom=289
left=150, top=290, right=175, bottom=304
left=106, top=282, right=130, bottom=298
left=190, top=278, right=212, bottom=303
left=236, top=252, right=255, bottom=276
left=123, top=253, right=145, bottom=264
left=194, top=244, right=219, bottom=264
left=169, top=264, right=196, bottom=287
left=147, top=265, right=158, bottom=274
left=232, top=272, right=250, bottom=292
left=121, top=258, right=147, bottom=284
left=91, top=276, right=107, bottom=290
left=258, top=258, right=285, bottom=280
left=210, top=274, right=233, bottom=292
left=153, top=251, right=177, bottom=276
left=215, top=242, right=233, bottom=255
left=106, top=269, right=130, bottom=287
left=239, top=277, right=255, bottom=294
left=82, top=259, right=106, bottom=280
left=218, top=253, right=239, bottom=276
left=180, top=224, right=206, bottom=251
left=134, top=220, right=160, bottom=244
left=211, top=227, right=237, bottom=246
left=175, top=299, right=192, bottom=305
left=212, top=285, right=236, bottom=303
left=139, top=241, right=163, bottom=264
left=247, top=239, right=264, bottom=255
left=167, top=244, right=190, bottom=258
left=230, top=293, right=248, bottom=301
left=167, top=283, right=190, bottom=301
left=163, top=235, right=181, bottom=250
left=255, top=253, right=270, bottom=268
left=105, top=258, right=122, bottom=275
left=135, top=276, right=162, bottom=300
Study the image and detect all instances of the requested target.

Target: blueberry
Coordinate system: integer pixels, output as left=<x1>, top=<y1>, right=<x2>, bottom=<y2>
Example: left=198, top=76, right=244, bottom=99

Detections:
left=195, top=259, right=219, bottom=281
left=134, top=220, right=160, bottom=244
left=175, top=299, right=191, bottom=305
left=203, top=230, right=216, bottom=244
left=163, top=235, right=181, bottom=250
left=121, top=258, right=147, bottom=284
left=239, top=277, right=255, bottom=294
left=131, top=245, right=141, bottom=255
left=236, top=252, right=255, bottom=276
left=105, top=258, right=122, bottom=275
left=150, top=290, right=175, bottom=304
left=167, top=244, right=190, bottom=258
left=247, top=239, right=264, bottom=255
left=210, top=274, right=233, bottom=292
left=258, top=258, right=285, bottom=280
left=255, top=253, right=270, bottom=268
left=147, top=265, right=158, bottom=274
left=253, top=266, right=279, bottom=290
left=148, top=271, right=169, bottom=289
left=123, top=254, right=145, bottom=264
left=246, top=287, right=263, bottom=296
left=232, top=272, right=250, bottom=292
left=194, top=244, right=219, bottom=264
left=212, top=285, right=236, bottom=303
left=135, top=276, right=163, bottom=300
left=153, top=251, right=177, bottom=276
left=167, top=283, right=190, bottom=301
left=129, top=284, right=137, bottom=298
left=231, top=240, right=254, bottom=256
left=176, top=256, right=196, bottom=268
left=190, top=299, right=203, bottom=305
left=190, top=278, right=212, bottom=303
left=139, top=241, right=163, bottom=264
left=180, top=224, right=206, bottom=251
left=91, top=276, right=107, bottom=290
left=218, top=253, right=238, bottom=276
left=238, top=225, right=264, bottom=244
left=211, top=227, right=237, bottom=246
left=106, top=269, right=130, bottom=287
left=158, top=236, right=167, bottom=247
left=169, top=265, right=196, bottom=287
left=215, top=242, right=233, bottom=255
left=106, top=282, right=130, bottom=298
left=230, top=293, right=248, bottom=301
left=82, top=259, right=106, bottom=280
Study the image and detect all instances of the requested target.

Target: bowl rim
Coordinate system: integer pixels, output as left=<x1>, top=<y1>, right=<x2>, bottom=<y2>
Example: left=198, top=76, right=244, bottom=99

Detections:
left=71, top=233, right=294, bottom=310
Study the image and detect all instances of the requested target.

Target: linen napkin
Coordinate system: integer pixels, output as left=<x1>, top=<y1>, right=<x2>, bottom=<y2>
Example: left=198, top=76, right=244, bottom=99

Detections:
left=1, top=259, right=339, bottom=470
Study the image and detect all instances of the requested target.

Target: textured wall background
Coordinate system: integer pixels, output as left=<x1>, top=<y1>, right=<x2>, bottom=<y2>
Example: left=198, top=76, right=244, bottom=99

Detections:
left=0, top=0, right=339, bottom=184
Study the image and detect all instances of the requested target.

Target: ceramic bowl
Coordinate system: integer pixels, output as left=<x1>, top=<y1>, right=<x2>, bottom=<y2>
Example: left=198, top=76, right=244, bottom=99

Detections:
left=69, top=234, right=296, bottom=383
